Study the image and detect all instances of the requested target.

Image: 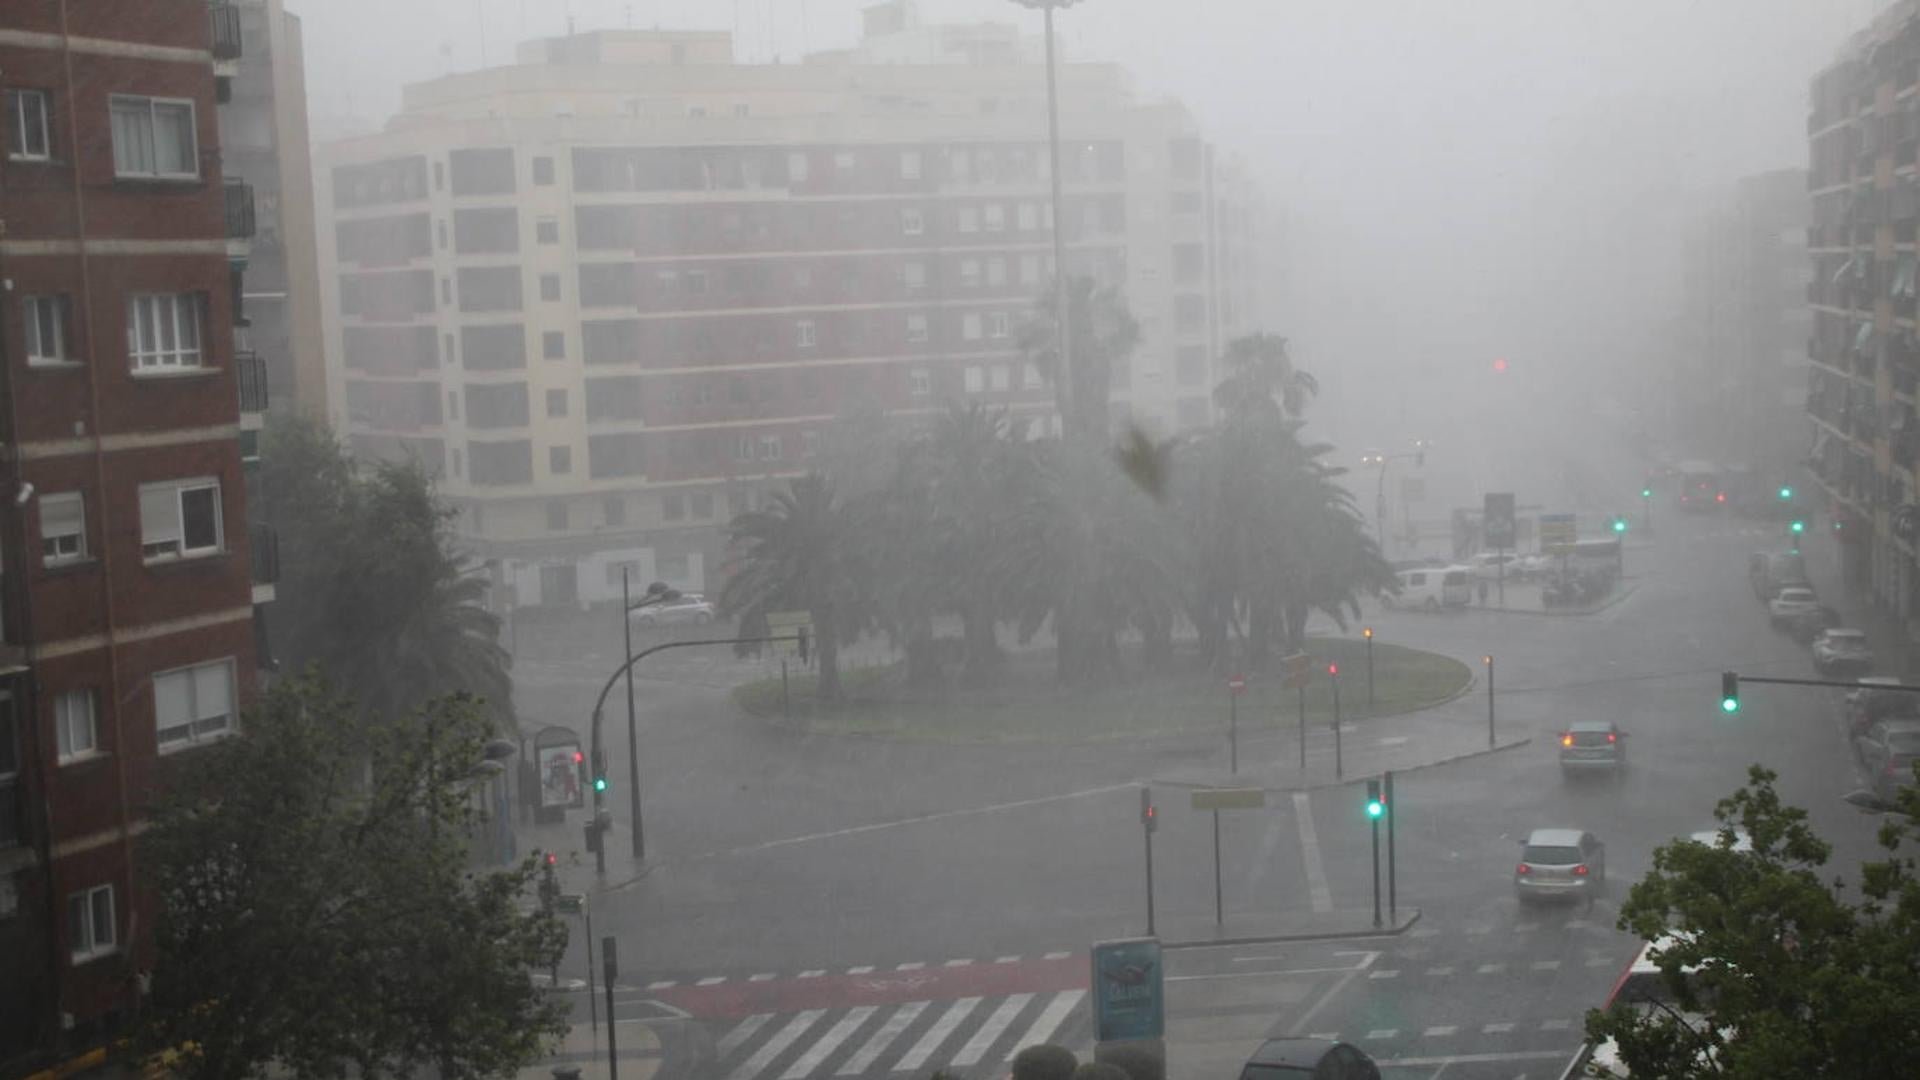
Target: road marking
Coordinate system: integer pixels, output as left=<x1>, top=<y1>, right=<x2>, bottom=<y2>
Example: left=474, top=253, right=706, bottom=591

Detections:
left=1366, top=1029, right=1398, bottom=1040
left=1540, top=1019, right=1572, bottom=1031
left=848, top=966, right=874, bottom=975
left=1476, top=963, right=1505, bottom=974
left=1308, top=1033, right=1339, bottom=1041
left=1293, top=792, right=1334, bottom=912
left=1004, top=990, right=1086, bottom=1060
left=1043, top=951, right=1071, bottom=961
left=799, top=970, right=825, bottom=979
left=647, top=980, right=677, bottom=990
left=953, top=993, right=1033, bottom=1067
left=716, top=1014, right=773, bottom=1059
left=944, top=959, right=973, bottom=967
left=710, top=782, right=1141, bottom=860
left=893, top=997, right=982, bottom=1072
left=896, top=962, right=925, bottom=971
left=995, top=956, right=1021, bottom=964
left=1514, top=922, right=1540, bottom=932
left=749, top=973, right=777, bottom=982
left=1377, top=736, right=1411, bottom=746
left=837, top=1002, right=926, bottom=1075
left=1532, top=960, right=1562, bottom=971
left=1464, top=926, right=1492, bottom=936
left=781, top=1006, right=876, bottom=1079
left=730, top=1009, right=825, bottom=1080
left=1170, top=964, right=1367, bottom=982
left=697, top=976, right=728, bottom=986
left=1482, top=1022, right=1516, bottom=1034
left=1290, top=951, right=1378, bottom=1036
left=1425, top=966, right=1455, bottom=976
left=1585, top=956, right=1614, bottom=967
left=1382, top=1051, right=1585, bottom=1066
left=1368, top=970, right=1399, bottom=979
left=1423, top=1026, right=1458, bottom=1037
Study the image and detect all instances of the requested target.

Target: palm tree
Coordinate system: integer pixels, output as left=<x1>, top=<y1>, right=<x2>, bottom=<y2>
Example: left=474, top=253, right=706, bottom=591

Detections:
left=1017, top=276, right=1141, bottom=444
left=719, top=475, right=867, bottom=702
left=1213, top=333, right=1319, bottom=423
left=358, top=557, right=514, bottom=731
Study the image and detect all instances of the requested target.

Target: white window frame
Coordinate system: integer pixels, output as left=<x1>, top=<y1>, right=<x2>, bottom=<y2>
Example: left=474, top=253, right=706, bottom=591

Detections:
left=1017, top=202, right=1038, bottom=231
left=40, top=492, right=85, bottom=565
left=989, top=312, right=1011, bottom=339
left=139, top=478, right=223, bottom=562
left=900, top=150, right=922, bottom=180
left=957, top=206, right=980, bottom=234
left=801, top=430, right=820, bottom=458
left=67, top=884, right=115, bottom=963
left=983, top=204, right=1005, bottom=232
left=987, top=258, right=1007, bottom=287
left=796, top=319, right=816, bottom=348
left=900, top=208, right=924, bottom=236
left=1023, top=363, right=1044, bottom=388
left=909, top=368, right=931, bottom=396
left=962, top=313, right=983, bottom=341
left=108, top=94, right=197, bottom=180
left=8, top=89, right=50, bottom=161
left=757, top=435, right=781, bottom=462
left=834, top=151, right=856, bottom=170
left=906, top=314, right=929, bottom=343
left=55, top=689, right=98, bottom=764
left=787, top=151, right=809, bottom=183
left=960, top=259, right=981, bottom=288
left=126, top=293, right=203, bottom=371
left=964, top=366, right=984, bottom=393
left=23, top=295, right=70, bottom=365
left=1020, top=255, right=1041, bottom=286
left=902, top=261, right=927, bottom=290
left=153, top=659, right=235, bottom=751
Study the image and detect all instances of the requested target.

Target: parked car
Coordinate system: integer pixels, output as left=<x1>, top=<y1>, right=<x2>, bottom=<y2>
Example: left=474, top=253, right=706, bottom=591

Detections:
left=628, top=593, right=717, bottom=626
left=1812, top=628, right=1875, bottom=676
left=1559, top=719, right=1625, bottom=777
left=1784, top=604, right=1842, bottom=645
left=1469, top=552, right=1524, bottom=582
left=1857, top=718, right=1920, bottom=802
left=1748, top=550, right=1807, bottom=601
left=1238, top=1037, right=1380, bottom=1080
left=1767, top=586, right=1821, bottom=626
left=1842, top=677, right=1913, bottom=738
left=1515, top=828, right=1606, bottom=906
left=1383, top=566, right=1472, bottom=611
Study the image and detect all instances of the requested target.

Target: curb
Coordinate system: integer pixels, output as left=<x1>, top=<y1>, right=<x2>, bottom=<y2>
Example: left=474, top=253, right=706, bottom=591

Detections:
left=1469, top=582, right=1641, bottom=619
left=1151, top=736, right=1534, bottom=795
left=1162, top=908, right=1422, bottom=950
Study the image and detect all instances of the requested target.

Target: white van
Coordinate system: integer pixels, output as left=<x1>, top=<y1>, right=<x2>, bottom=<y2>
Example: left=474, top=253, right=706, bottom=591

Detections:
left=1384, top=565, right=1472, bottom=611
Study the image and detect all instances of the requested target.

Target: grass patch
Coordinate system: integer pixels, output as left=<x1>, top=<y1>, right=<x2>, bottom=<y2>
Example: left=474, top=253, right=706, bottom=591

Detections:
left=733, top=636, right=1472, bottom=744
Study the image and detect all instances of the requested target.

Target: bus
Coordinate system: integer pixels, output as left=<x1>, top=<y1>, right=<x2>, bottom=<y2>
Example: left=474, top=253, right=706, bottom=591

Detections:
left=1559, top=935, right=1716, bottom=1078
left=1674, top=461, right=1724, bottom=513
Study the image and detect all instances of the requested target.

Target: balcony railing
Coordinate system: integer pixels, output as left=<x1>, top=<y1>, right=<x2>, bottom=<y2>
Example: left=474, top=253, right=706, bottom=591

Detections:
left=250, top=523, right=279, bottom=586
left=225, top=180, right=255, bottom=240
left=236, top=350, right=269, bottom=412
left=210, top=2, right=243, bottom=61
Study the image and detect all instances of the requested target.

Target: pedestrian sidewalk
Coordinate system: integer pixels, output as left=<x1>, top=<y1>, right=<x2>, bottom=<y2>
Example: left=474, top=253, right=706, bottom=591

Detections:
left=1160, top=906, right=1421, bottom=948
left=521, top=1018, right=664, bottom=1080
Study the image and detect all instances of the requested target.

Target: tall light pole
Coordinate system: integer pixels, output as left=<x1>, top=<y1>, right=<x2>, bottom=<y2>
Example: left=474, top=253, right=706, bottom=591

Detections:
left=620, top=571, right=680, bottom=862
left=1013, top=0, right=1083, bottom=438
left=1361, top=444, right=1428, bottom=554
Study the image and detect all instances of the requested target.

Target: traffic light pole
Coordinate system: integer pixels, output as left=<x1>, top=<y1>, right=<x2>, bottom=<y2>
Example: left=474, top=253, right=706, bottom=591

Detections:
left=1385, top=771, right=1397, bottom=920
left=621, top=570, right=646, bottom=862
left=1485, top=655, right=1496, bottom=748
left=1331, top=671, right=1344, bottom=779
left=587, top=633, right=805, bottom=874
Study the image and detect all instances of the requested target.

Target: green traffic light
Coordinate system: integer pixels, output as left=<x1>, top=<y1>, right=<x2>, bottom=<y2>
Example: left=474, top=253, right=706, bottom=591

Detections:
left=1612, top=518, right=1627, bottom=533
left=1779, top=486, right=1793, bottom=500
left=1366, top=799, right=1385, bottom=819
left=1790, top=520, right=1806, bottom=534
left=594, top=777, right=608, bottom=792
left=1720, top=697, right=1740, bottom=714
left=1641, top=488, right=1653, bottom=499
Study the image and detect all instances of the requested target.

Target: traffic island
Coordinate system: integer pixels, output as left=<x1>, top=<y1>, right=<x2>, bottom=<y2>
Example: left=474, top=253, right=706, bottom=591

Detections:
left=731, top=637, right=1472, bottom=744
left=1159, top=906, right=1421, bottom=949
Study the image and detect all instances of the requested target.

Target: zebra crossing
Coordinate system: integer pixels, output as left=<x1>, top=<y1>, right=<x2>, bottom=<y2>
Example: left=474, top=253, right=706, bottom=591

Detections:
left=707, top=988, right=1090, bottom=1079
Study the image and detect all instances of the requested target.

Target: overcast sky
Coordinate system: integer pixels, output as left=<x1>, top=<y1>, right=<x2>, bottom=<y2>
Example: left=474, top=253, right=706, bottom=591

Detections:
left=297, top=0, right=1896, bottom=484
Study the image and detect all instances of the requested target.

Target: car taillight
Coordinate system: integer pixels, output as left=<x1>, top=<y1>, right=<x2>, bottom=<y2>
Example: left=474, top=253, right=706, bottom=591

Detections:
left=1516, top=863, right=1531, bottom=874
left=1561, top=734, right=1574, bottom=747
left=1573, top=865, right=1590, bottom=876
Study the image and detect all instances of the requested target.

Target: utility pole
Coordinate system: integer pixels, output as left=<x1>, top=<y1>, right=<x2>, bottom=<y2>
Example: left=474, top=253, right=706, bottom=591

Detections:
left=1385, top=770, right=1397, bottom=921
left=1330, top=664, right=1344, bottom=779
left=621, top=568, right=645, bottom=861
left=1484, top=654, right=1496, bottom=748
left=1012, top=0, right=1083, bottom=436
left=1140, top=785, right=1158, bottom=936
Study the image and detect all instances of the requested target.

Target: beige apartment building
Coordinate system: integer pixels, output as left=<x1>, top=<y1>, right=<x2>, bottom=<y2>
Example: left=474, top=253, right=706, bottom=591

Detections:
left=315, top=0, right=1265, bottom=608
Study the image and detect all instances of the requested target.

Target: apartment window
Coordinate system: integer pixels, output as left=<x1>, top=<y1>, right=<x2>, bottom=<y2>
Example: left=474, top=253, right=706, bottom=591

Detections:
left=1020, top=255, right=1041, bottom=285
left=787, top=151, right=809, bottom=183
left=685, top=269, right=709, bottom=295
left=23, top=295, right=71, bottom=365
left=435, top=220, right=448, bottom=249
left=957, top=206, right=980, bottom=234
left=433, top=160, right=444, bottom=190
left=450, top=448, right=462, bottom=477
left=834, top=151, right=856, bottom=170
left=40, top=492, right=85, bottom=565
left=989, top=312, right=1010, bottom=339
left=1023, top=362, right=1043, bottom=388
left=539, top=274, right=561, bottom=302
left=662, top=493, right=686, bottom=521
left=687, top=492, right=711, bottom=518
left=545, top=389, right=568, bottom=418
left=7, top=89, right=49, bottom=160
left=1176, top=345, right=1208, bottom=386
left=139, top=479, right=221, bottom=560
left=109, top=95, right=196, bottom=179
left=990, top=365, right=1011, bottom=391
left=983, top=204, right=1005, bottom=232
left=1017, top=202, right=1038, bottom=231
left=901, top=207, right=924, bottom=236
left=67, top=884, right=115, bottom=962
left=541, top=500, right=567, bottom=531
left=549, top=446, right=572, bottom=474
left=964, top=366, right=984, bottom=393
left=153, top=659, right=235, bottom=750
left=900, top=150, right=922, bottom=180
left=536, top=218, right=560, bottom=244
left=605, top=497, right=627, bottom=526
left=757, top=435, right=781, bottom=461
left=733, top=434, right=754, bottom=462
left=126, top=293, right=202, bottom=370
left=532, top=155, right=555, bottom=185
left=902, top=261, right=927, bottom=290
left=793, top=266, right=813, bottom=290
left=987, top=258, right=1007, bottom=287
left=55, top=690, right=97, bottom=763
left=960, top=259, right=981, bottom=288
left=962, top=313, right=982, bottom=341
left=447, top=390, right=460, bottom=420
left=796, top=319, right=816, bottom=348
left=800, top=431, right=820, bottom=458
left=543, top=331, right=566, bottom=360
left=907, top=314, right=928, bottom=343
left=910, top=368, right=931, bottom=396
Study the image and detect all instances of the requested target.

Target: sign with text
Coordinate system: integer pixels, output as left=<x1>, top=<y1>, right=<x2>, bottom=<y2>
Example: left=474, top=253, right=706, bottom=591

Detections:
left=1191, top=787, right=1266, bottom=811
left=1091, top=937, right=1165, bottom=1042
left=1483, top=492, right=1516, bottom=549
left=766, top=611, right=812, bottom=659
left=1540, top=513, right=1577, bottom=552
left=1227, top=675, right=1247, bottom=695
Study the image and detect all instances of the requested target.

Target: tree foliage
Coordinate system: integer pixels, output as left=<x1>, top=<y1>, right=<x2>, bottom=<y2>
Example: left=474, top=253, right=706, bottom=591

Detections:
left=136, top=675, right=567, bottom=1080
left=259, top=417, right=513, bottom=730
left=1583, top=765, right=1920, bottom=1078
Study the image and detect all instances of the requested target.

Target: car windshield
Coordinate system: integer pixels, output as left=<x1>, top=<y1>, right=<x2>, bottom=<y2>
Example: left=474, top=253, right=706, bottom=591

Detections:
left=1523, top=845, right=1584, bottom=864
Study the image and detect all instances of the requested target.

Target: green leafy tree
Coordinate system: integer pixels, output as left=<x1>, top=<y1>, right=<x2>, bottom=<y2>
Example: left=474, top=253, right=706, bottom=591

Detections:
left=1583, top=765, right=1920, bottom=1078
left=136, top=675, right=567, bottom=1080
left=260, top=418, right=512, bottom=730
left=719, top=474, right=870, bottom=702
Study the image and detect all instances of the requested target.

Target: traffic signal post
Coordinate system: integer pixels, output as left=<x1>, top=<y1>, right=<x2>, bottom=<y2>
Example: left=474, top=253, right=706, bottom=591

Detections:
left=1140, top=786, right=1158, bottom=936
left=1366, top=778, right=1384, bottom=928
left=1329, top=664, right=1344, bottom=779
left=1484, top=655, right=1497, bottom=747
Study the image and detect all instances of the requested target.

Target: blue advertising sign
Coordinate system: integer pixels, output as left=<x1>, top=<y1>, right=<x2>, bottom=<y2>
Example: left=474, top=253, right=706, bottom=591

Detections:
left=1091, top=937, right=1164, bottom=1042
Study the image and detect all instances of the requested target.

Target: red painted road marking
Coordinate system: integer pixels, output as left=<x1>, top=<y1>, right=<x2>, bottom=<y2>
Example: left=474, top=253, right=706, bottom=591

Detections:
left=651, top=955, right=1086, bottom=1019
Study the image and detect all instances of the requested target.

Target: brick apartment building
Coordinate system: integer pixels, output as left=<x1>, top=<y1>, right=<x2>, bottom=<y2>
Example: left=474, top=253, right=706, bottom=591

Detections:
left=0, top=0, right=281, bottom=1067
left=316, top=0, right=1266, bottom=610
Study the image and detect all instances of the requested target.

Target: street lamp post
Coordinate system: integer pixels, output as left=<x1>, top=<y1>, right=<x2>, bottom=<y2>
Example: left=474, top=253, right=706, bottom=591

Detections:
left=620, top=571, right=681, bottom=862
left=1362, top=445, right=1427, bottom=554
left=1013, top=0, right=1083, bottom=437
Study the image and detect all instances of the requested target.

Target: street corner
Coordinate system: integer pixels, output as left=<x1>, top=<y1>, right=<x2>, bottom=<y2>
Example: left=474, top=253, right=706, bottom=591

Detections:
left=1472, top=580, right=1643, bottom=619
left=526, top=1018, right=667, bottom=1080
left=1161, top=906, right=1421, bottom=950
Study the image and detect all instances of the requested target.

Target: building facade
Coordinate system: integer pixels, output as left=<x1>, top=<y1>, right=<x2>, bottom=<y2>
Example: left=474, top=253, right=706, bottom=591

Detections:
left=1808, top=1, right=1920, bottom=615
left=316, top=0, right=1263, bottom=609
left=0, top=0, right=276, bottom=1066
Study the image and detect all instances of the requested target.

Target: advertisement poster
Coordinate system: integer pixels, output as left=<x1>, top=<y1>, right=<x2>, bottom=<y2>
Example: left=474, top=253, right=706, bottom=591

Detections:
left=538, top=743, right=583, bottom=809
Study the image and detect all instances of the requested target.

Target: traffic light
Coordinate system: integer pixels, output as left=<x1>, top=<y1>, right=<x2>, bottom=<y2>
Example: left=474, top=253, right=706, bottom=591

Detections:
left=591, top=748, right=608, bottom=793
left=796, top=626, right=810, bottom=666
left=1362, top=627, right=1373, bottom=640
left=1611, top=516, right=1627, bottom=534
left=1139, top=786, right=1158, bottom=833
left=1790, top=519, right=1806, bottom=534
left=1721, top=671, right=1740, bottom=714
left=1779, top=486, right=1794, bottom=501
left=1641, top=486, right=1653, bottom=499
left=1328, top=663, right=1339, bottom=676
left=1365, top=779, right=1385, bottom=820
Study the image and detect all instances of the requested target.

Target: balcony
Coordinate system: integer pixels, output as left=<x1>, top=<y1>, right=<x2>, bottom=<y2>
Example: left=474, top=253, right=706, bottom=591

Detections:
left=210, top=2, right=243, bottom=62
left=250, top=523, right=279, bottom=604
left=236, top=350, right=269, bottom=418
left=225, top=180, right=256, bottom=241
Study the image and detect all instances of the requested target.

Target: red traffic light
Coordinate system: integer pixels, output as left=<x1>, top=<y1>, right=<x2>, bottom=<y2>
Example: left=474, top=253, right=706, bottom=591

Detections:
left=572, top=751, right=584, bottom=764
left=1715, top=492, right=1726, bottom=503
left=1327, top=663, right=1338, bottom=676
left=1492, top=358, right=1509, bottom=373
left=544, top=852, right=557, bottom=867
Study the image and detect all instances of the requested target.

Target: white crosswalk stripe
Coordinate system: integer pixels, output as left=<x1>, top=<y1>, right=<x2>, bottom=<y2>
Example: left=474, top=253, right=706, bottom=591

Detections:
left=730, top=1010, right=827, bottom=1080
left=952, top=993, right=1033, bottom=1067
left=717, top=1014, right=774, bottom=1059
left=1004, top=990, right=1087, bottom=1060
left=781, top=1007, right=876, bottom=1080
left=837, top=1002, right=927, bottom=1075
left=893, top=997, right=982, bottom=1072
left=720, top=990, right=1090, bottom=1079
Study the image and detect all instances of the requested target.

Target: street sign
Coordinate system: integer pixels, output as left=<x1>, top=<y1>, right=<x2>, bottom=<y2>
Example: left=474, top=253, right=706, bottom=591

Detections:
left=1227, top=675, right=1247, bottom=695
left=1540, top=513, right=1577, bottom=552
left=767, top=611, right=812, bottom=660
left=1483, top=493, right=1516, bottom=549
left=1091, top=938, right=1165, bottom=1042
left=1191, top=787, right=1266, bottom=811
left=602, top=936, right=619, bottom=982
left=556, top=893, right=586, bottom=916
left=1282, top=652, right=1312, bottom=690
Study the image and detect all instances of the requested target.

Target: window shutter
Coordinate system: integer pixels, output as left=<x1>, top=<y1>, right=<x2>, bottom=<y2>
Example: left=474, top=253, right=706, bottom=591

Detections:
left=140, top=485, right=180, bottom=547
left=41, top=494, right=81, bottom=538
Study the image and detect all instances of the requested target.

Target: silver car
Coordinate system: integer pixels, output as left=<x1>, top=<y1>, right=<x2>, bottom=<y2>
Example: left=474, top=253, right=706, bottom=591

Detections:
left=1514, top=828, right=1606, bottom=906
left=629, top=593, right=717, bottom=626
